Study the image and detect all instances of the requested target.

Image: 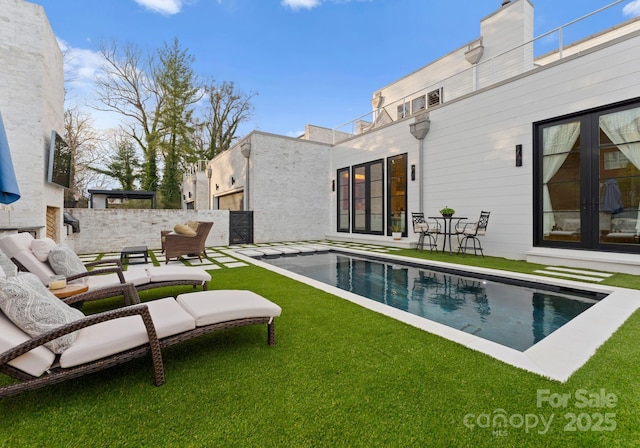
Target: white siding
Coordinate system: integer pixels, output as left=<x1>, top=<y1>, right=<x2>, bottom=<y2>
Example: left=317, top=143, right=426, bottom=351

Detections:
left=330, top=31, right=640, bottom=259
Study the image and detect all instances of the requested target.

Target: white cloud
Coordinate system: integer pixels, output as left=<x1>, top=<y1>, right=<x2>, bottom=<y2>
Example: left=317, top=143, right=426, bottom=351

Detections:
left=623, top=0, right=640, bottom=17
left=281, top=0, right=322, bottom=11
left=58, top=39, right=103, bottom=92
left=133, top=0, right=183, bottom=15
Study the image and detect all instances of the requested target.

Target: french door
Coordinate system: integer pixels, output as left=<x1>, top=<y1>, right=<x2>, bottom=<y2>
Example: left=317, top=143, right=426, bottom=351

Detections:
left=535, top=99, right=640, bottom=252
left=352, top=160, right=384, bottom=235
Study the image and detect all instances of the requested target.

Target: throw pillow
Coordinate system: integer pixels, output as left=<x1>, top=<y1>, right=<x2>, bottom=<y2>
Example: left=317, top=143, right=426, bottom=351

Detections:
left=0, top=248, right=17, bottom=278
left=185, top=221, right=200, bottom=232
left=48, top=245, right=88, bottom=280
left=31, top=237, right=58, bottom=262
left=174, top=223, right=196, bottom=236
left=0, top=273, right=84, bottom=353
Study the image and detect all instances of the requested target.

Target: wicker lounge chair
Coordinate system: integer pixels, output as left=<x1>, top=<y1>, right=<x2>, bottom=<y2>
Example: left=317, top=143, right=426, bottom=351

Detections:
left=0, top=281, right=282, bottom=397
left=0, top=233, right=211, bottom=295
left=161, top=221, right=213, bottom=264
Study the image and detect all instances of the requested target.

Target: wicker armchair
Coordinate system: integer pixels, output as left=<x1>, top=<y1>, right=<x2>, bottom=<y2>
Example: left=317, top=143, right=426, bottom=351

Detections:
left=163, top=221, right=213, bottom=264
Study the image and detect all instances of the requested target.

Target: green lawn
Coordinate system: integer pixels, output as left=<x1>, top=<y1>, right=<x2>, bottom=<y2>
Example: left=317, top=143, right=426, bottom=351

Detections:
left=1, top=252, right=639, bottom=447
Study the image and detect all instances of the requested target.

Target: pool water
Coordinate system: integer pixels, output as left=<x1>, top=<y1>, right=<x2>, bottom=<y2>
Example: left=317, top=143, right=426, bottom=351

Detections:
left=263, top=252, right=600, bottom=351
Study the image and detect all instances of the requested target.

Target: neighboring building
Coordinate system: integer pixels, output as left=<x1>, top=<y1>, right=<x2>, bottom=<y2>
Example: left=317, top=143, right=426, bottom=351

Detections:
left=197, top=0, right=640, bottom=273
left=0, top=0, right=65, bottom=241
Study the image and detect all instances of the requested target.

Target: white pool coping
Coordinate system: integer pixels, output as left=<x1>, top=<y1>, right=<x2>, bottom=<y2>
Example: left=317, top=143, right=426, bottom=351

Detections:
left=227, top=247, right=640, bottom=383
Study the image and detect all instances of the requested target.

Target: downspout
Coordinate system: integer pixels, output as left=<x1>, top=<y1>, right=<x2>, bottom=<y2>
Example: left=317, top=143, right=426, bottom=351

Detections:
left=409, top=112, right=431, bottom=213
left=240, top=140, right=252, bottom=211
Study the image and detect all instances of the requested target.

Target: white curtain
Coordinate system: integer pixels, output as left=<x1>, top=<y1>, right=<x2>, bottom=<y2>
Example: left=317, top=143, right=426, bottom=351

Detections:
left=599, top=107, right=640, bottom=170
left=542, top=122, right=580, bottom=234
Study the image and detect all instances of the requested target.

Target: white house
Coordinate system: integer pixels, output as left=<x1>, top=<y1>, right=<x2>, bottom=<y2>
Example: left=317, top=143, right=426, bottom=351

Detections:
left=196, top=0, right=640, bottom=274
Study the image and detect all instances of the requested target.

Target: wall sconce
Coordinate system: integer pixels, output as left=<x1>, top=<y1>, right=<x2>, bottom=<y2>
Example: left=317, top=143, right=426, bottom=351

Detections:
left=215, top=184, right=219, bottom=191
left=231, top=176, right=235, bottom=185
left=411, top=165, right=416, bottom=181
left=188, top=192, right=192, bottom=198
left=332, top=180, right=335, bottom=192
left=515, top=144, right=523, bottom=167
left=182, top=194, right=186, bottom=200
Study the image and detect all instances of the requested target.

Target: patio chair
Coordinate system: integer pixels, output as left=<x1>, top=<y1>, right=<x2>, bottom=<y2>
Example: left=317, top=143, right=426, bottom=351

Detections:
left=0, top=233, right=211, bottom=298
left=412, top=212, right=441, bottom=251
left=161, top=221, right=213, bottom=264
left=455, top=211, right=491, bottom=257
left=0, top=279, right=282, bottom=397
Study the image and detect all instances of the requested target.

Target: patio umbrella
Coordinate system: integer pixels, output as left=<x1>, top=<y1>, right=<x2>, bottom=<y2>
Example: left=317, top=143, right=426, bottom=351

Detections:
left=0, top=111, right=20, bottom=204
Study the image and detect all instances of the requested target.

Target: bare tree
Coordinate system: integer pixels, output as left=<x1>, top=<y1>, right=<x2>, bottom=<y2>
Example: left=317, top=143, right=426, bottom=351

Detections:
left=195, top=80, right=256, bottom=161
left=63, top=106, right=103, bottom=206
left=94, top=41, right=163, bottom=191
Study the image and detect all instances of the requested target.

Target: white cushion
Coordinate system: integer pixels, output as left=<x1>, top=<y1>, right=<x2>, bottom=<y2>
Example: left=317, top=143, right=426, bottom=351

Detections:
left=0, top=273, right=84, bottom=354
left=145, top=297, right=196, bottom=338
left=60, top=299, right=197, bottom=368
left=0, top=312, right=55, bottom=377
left=176, top=290, right=282, bottom=327
left=59, top=315, right=149, bottom=368
left=48, top=246, right=87, bottom=280
left=0, top=232, right=34, bottom=257
left=31, top=238, right=57, bottom=262
left=146, top=266, right=211, bottom=283
left=84, top=270, right=151, bottom=289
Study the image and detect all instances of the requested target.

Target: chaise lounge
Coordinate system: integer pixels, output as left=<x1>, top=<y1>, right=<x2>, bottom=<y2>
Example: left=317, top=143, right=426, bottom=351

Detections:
left=0, top=233, right=211, bottom=294
left=0, top=276, right=282, bottom=398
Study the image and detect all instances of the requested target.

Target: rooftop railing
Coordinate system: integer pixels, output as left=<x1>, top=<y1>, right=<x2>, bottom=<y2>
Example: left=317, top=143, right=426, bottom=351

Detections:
left=331, top=0, right=631, bottom=144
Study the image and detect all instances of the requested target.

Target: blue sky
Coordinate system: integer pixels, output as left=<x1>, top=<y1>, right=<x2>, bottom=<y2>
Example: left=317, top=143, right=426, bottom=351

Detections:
left=29, top=0, right=640, bottom=138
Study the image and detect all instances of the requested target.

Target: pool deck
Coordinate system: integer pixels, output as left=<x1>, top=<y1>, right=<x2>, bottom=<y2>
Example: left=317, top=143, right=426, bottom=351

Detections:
left=228, top=244, right=640, bottom=383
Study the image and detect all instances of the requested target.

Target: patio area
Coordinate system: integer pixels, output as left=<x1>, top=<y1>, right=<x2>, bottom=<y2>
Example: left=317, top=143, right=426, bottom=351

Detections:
left=2, top=241, right=639, bottom=446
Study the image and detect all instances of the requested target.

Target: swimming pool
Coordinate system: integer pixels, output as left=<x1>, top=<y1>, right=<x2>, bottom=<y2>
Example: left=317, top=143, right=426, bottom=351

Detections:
left=261, top=251, right=602, bottom=351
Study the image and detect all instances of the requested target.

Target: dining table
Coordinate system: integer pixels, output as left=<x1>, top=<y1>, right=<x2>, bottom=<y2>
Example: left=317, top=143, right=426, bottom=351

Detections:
left=428, top=215, right=467, bottom=255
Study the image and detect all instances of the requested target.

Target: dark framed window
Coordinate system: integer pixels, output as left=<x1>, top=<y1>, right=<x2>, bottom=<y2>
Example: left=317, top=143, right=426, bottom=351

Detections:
left=387, top=154, right=407, bottom=236
left=337, top=167, right=350, bottom=232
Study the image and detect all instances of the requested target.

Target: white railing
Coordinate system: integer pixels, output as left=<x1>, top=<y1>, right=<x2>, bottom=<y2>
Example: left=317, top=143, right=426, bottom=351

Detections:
left=331, top=0, right=628, bottom=144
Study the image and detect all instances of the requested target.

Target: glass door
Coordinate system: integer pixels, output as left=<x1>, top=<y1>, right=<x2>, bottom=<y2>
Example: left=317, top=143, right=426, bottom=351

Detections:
left=352, top=160, right=384, bottom=235
left=535, top=100, right=640, bottom=253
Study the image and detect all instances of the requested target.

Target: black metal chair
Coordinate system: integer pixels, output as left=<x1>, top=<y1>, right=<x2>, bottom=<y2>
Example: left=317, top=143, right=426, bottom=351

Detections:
left=412, top=212, right=440, bottom=251
left=456, top=211, right=491, bottom=257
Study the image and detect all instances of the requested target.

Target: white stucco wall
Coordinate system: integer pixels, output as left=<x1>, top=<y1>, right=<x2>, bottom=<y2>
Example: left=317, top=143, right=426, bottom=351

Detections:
left=0, top=0, right=64, bottom=239
left=330, top=29, right=640, bottom=260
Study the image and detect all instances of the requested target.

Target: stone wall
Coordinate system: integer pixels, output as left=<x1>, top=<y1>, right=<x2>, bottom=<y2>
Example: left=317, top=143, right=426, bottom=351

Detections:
left=66, top=209, right=229, bottom=254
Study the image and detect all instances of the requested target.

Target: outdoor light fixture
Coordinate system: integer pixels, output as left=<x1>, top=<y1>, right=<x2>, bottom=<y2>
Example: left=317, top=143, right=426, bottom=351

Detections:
left=182, top=194, right=186, bottom=200
left=332, top=180, right=335, bottom=192
left=231, top=176, right=235, bottom=185
left=411, top=165, right=416, bottom=181
left=516, top=144, right=523, bottom=167
left=215, top=184, right=219, bottom=190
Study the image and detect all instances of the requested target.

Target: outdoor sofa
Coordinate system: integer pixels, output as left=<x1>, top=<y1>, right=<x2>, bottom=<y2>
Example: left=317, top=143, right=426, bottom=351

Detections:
left=0, top=277, right=282, bottom=398
left=0, top=233, right=211, bottom=294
